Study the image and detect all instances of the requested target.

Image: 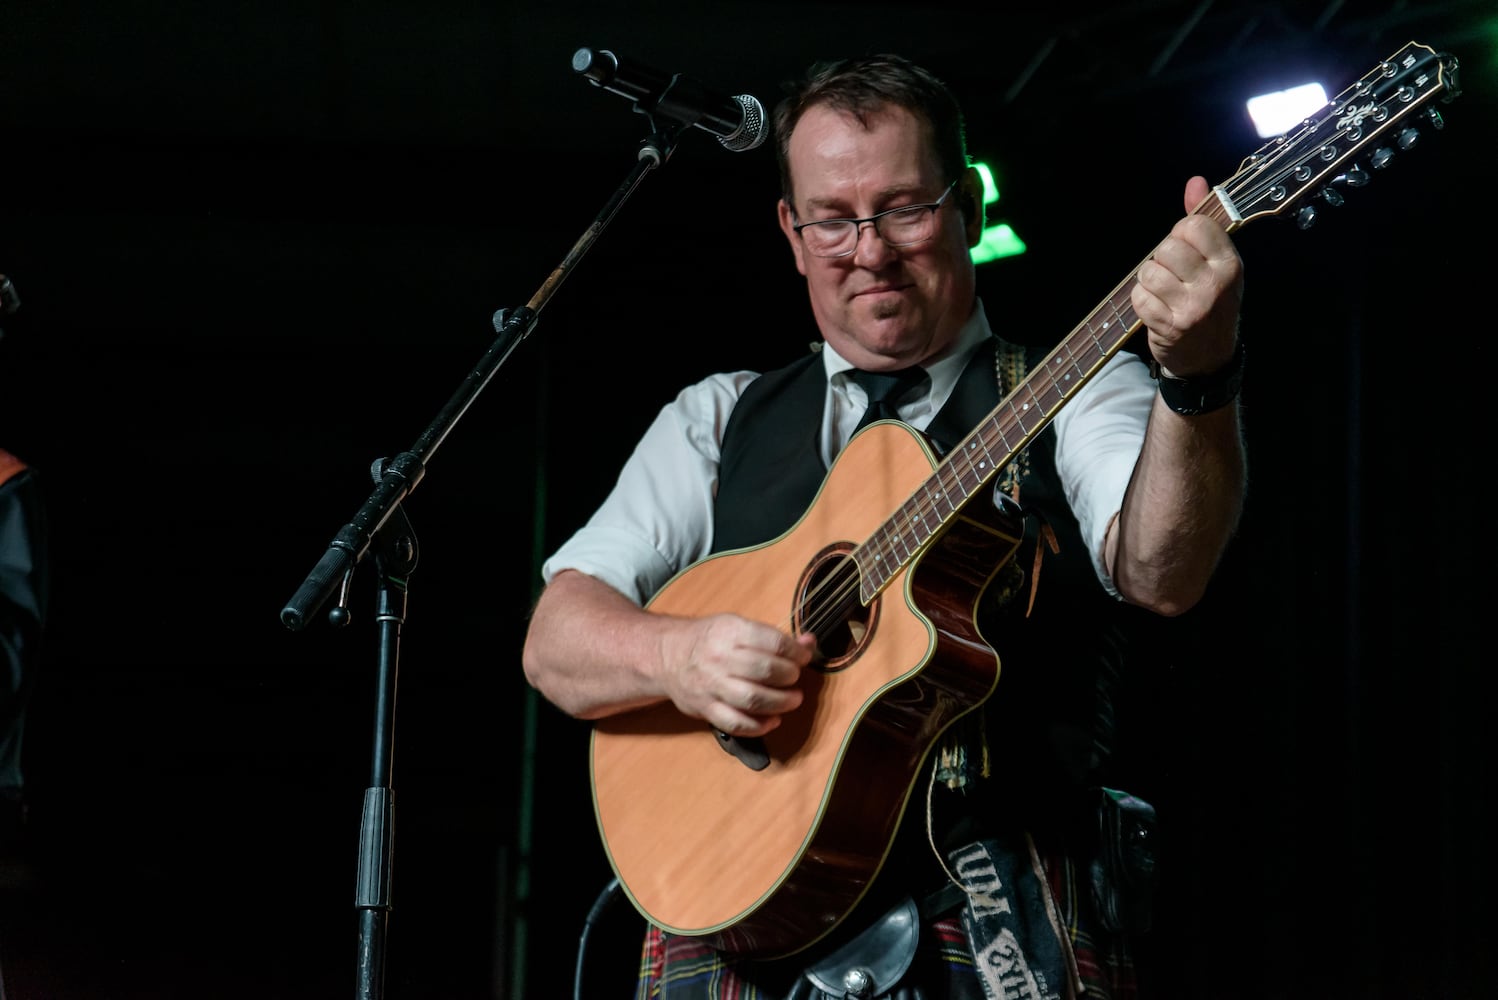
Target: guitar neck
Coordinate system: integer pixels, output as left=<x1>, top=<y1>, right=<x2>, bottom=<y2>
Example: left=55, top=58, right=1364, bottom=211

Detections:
left=857, top=39, right=1461, bottom=601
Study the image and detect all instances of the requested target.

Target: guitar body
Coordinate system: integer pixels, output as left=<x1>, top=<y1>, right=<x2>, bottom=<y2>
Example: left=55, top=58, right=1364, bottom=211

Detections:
left=590, top=421, right=1024, bottom=959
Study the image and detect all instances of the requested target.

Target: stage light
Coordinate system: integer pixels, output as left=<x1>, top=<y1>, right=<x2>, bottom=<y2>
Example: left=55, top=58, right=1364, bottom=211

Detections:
left=1246, top=82, right=1329, bottom=138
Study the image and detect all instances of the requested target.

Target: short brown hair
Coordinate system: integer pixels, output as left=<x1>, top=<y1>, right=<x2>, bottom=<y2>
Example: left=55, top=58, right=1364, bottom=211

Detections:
left=772, top=53, right=970, bottom=214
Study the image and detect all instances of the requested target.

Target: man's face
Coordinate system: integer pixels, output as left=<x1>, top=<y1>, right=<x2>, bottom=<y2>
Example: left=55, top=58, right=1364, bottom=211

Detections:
left=777, top=103, right=978, bottom=372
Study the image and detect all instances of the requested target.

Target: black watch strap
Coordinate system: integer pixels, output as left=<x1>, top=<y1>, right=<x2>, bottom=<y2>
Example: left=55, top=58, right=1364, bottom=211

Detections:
left=1155, top=340, right=1244, bottom=416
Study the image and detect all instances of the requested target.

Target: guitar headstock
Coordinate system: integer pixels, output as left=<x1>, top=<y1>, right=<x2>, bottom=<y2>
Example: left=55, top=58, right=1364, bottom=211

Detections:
left=1218, top=41, right=1461, bottom=230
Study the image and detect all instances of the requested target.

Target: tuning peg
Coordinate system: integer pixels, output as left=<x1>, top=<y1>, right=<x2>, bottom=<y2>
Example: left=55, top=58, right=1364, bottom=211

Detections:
left=1371, top=146, right=1396, bottom=170
left=1320, top=186, right=1345, bottom=207
left=1424, top=107, right=1446, bottom=130
left=1296, top=203, right=1318, bottom=230
left=1334, top=164, right=1372, bottom=188
left=1397, top=127, right=1420, bottom=150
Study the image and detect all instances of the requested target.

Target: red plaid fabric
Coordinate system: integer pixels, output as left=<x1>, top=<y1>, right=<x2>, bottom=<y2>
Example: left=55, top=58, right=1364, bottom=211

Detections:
left=632, top=847, right=1139, bottom=999
left=1049, top=854, right=1139, bottom=1000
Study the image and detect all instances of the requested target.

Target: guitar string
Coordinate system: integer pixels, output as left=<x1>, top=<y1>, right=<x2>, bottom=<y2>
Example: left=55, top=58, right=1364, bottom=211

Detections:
left=788, top=62, right=1421, bottom=647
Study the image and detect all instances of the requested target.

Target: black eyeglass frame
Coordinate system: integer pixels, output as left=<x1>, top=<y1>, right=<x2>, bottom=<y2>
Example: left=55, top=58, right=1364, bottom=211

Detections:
left=791, top=179, right=961, bottom=258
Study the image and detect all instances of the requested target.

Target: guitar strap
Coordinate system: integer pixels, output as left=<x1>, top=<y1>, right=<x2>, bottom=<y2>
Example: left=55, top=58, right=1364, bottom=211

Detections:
left=991, top=337, right=1031, bottom=500
left=991, top=339, right=1060, bottom=618
left=948, top=835, right=1079, bottom=1000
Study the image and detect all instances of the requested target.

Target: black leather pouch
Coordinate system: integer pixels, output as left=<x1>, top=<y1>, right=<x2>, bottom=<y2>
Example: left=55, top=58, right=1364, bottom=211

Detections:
left=1089, top=786, right=1159, bottom=934
left=788, top=895, right=921, bottom=999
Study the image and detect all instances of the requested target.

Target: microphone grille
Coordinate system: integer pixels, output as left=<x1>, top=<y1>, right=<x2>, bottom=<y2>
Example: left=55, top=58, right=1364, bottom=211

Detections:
left=719, top=94, right=768, bottom=152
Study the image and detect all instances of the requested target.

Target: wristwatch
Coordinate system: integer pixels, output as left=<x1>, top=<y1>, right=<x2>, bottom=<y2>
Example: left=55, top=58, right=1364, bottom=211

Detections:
left=1154, top=339, right=1244, bottom=416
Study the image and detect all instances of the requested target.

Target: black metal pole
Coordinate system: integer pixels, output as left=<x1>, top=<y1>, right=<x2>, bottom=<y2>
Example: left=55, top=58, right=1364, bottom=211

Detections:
left=351, top=498, right=416, bottom=1000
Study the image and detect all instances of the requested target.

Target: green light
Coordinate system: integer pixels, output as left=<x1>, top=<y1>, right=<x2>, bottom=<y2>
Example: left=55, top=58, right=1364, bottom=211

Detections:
left=972, top=224, right=1027, bottom=265
left=975, top=162, right=1000, bottom=206
left=969, top=161, right=1026, bottom=265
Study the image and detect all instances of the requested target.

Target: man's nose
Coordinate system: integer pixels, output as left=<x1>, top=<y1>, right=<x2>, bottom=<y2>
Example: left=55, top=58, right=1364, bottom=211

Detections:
left=852, top=220, right=896, bottom=263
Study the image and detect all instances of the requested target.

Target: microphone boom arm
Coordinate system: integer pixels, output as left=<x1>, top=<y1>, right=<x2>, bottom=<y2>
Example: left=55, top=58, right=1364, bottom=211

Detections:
left=281, top=97, right=688, bottom=630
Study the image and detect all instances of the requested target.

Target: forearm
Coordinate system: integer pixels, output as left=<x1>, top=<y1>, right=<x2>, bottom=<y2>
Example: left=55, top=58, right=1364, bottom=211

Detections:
left=521, top=568, right=677, bottom=720
left=1107, top=394, right=1246, bottom=615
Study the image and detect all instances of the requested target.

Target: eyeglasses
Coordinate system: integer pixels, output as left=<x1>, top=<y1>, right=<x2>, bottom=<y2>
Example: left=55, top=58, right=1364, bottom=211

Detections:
left=792, top=180, right=960, bottom=258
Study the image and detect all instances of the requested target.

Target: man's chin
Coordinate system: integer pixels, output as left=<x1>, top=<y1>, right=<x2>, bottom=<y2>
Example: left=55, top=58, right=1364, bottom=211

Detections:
left=846, top=323, right=921, bottom=359
left=858, top=303, right=916, bottom=338
left=859, top=292, right=908, bottom=320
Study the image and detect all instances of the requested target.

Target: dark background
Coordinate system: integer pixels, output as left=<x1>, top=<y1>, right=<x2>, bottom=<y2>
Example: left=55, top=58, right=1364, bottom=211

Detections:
left=1, top=2, right=1493, bottom=997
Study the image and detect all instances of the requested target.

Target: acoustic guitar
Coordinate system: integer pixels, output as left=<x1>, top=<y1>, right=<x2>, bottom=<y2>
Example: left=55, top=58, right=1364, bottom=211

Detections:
left=590, top=40, right=1460, bottom=960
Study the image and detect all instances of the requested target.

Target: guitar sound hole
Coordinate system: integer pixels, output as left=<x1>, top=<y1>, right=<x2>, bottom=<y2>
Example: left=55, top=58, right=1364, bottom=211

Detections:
left=795, top=547, right=876, bottom=670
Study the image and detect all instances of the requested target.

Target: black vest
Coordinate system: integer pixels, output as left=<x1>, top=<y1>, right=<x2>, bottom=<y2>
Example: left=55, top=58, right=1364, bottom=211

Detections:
left=712, top=338, right=1144, bottom=839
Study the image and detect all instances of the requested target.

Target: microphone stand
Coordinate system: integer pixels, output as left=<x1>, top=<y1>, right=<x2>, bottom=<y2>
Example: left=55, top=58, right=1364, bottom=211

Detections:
left=280, top=118, right=691, bottom=1000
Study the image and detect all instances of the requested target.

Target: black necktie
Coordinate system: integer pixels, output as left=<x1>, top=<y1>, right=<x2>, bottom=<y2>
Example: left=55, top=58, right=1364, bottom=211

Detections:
left=848, top=367, right=927, bottom=434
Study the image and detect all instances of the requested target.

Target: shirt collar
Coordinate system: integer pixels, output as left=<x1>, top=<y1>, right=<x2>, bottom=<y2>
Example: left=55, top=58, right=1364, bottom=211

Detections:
left=820, top=299, right=994, bottom=411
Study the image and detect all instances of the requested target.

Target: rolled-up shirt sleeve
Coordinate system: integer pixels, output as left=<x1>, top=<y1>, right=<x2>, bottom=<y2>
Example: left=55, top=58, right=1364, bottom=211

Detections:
left=1050, top=350, right=1156, bottom=598
left=539, top=370, right=758, bottom=606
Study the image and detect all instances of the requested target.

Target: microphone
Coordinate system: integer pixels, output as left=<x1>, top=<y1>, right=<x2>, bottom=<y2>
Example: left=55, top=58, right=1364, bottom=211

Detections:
left=572, top=47, right=766, bottom=152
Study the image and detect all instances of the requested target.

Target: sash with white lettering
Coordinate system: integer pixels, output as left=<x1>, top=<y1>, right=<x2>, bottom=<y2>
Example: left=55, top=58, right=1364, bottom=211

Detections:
left=948, top=835, right=1081, bottom=1000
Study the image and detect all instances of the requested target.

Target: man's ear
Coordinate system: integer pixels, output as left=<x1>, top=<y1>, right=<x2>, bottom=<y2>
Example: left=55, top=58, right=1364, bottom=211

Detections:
left=959, top=166, right=984, bottom=249
left=777, top=198, right=810, bottom=276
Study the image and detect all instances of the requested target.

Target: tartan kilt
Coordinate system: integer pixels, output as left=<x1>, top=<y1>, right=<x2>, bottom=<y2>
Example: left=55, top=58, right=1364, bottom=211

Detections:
left=632, top=850, right=1140, bottom=1000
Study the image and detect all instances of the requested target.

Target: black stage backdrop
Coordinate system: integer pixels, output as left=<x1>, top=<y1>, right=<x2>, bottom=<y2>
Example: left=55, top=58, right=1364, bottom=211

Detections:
left=1, top=3, right=1492, bottom=997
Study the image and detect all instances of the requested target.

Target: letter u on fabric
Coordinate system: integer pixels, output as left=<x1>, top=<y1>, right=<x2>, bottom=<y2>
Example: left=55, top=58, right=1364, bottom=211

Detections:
left=848, top=367, right=928, bottom=433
